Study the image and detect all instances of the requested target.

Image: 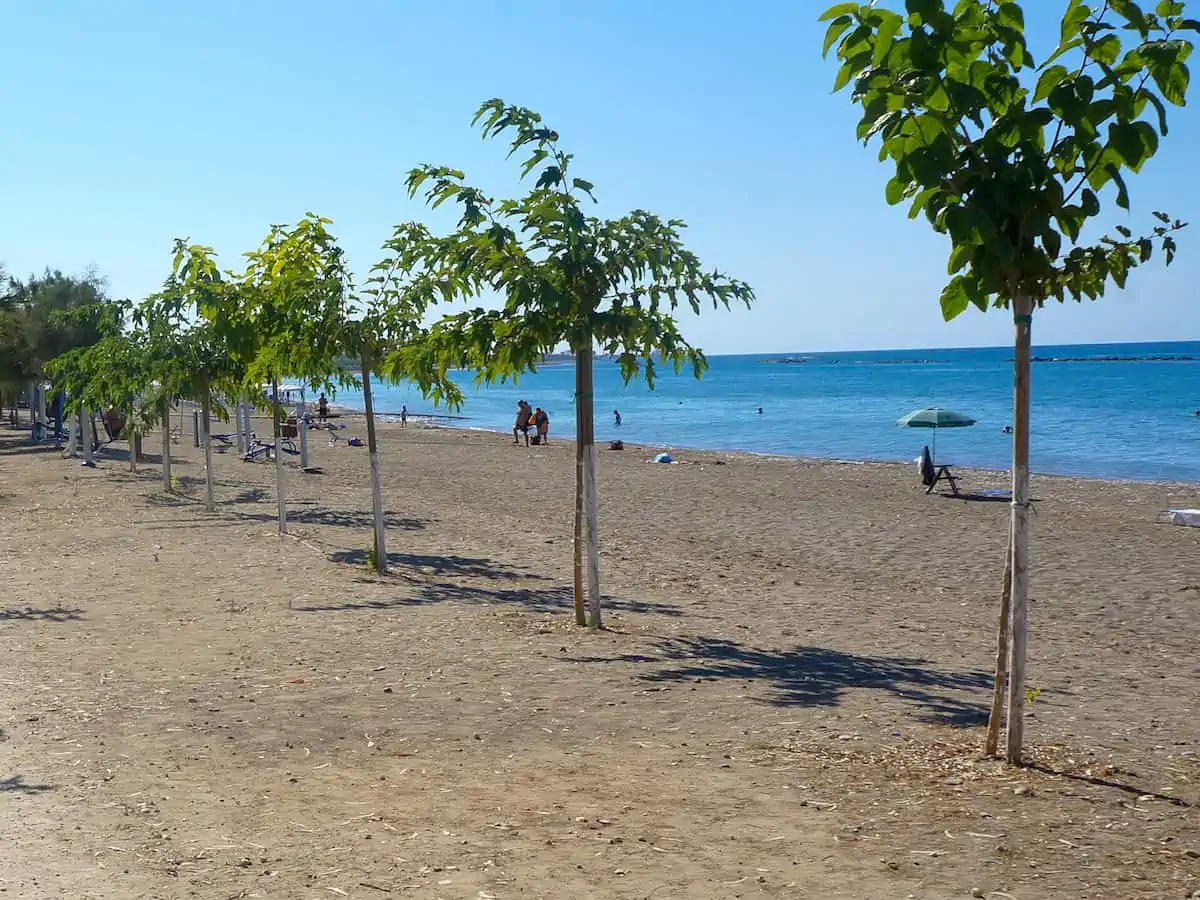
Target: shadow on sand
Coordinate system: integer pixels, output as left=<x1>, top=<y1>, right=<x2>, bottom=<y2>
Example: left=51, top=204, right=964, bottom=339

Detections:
left=0, top=775, right=55, bottom=794
left=234, top=509, right=429, bottom=530
left=0, top=606, right=84, bottom=623
left=305, top=551, right=685, bottom=618
left=573, top=636, right=992, bottom=727
left=1026, top=761, right=1192, bottom=808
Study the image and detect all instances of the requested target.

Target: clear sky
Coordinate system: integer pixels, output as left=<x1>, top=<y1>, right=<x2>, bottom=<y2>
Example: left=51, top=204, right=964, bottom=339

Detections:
left=2, top=1, right=1197, bottom=354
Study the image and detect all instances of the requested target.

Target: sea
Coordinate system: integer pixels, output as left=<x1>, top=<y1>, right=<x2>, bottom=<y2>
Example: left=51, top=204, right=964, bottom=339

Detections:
left=337, top=340, right=1200, bottom=484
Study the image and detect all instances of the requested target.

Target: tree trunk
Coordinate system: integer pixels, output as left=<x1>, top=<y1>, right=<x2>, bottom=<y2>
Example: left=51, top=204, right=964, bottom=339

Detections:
left=361, top=355, right=387, bottom=574
left=129, top=422, right=141, bottom=474
left=235, top=400, right=246, bottom=455
left=82, top=410, right=94, bottom=466
left=273, top=377, right=287, bottom=535
left=1006, top=294, right=1034, bottom=765
left=201, top=383, right=215, bottom=512
left=576, top=347, right=602, bottom=628
left=572, top=356, right=587, bottom=626
left=161, top=400, right=173, bottom=491
left=984, top=522, right=1014, bottom=757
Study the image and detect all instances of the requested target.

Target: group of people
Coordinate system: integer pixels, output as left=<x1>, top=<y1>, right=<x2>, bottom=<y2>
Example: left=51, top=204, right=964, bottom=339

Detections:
left=513, top=400, right=551, bottom=445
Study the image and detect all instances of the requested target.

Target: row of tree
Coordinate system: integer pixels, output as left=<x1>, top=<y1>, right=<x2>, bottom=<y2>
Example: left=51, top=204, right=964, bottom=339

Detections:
left=7, top=0, right=1197, bottom=768
left=2, top=100, right=754, bottom=633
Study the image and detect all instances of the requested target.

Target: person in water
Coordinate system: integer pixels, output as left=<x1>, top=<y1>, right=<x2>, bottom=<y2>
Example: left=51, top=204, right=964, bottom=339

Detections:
left=613, top=409, right=622, bottom=426
left=317, top=392, right=329, bottom=423
left=400, top=405, right=408, bottom=427
left=757, top=407, right=763, bottom=415
left=514, top=400, right=532, bottom=445
left=534, top=407, right=550, bottom=444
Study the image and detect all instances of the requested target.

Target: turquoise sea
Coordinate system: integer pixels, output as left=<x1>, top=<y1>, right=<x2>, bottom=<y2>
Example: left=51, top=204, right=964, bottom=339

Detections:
left=339, top=341, right=1200, bottom=483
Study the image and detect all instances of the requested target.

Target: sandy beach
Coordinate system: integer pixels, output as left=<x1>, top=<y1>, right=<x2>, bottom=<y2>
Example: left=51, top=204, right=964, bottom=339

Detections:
left=1, top=414, right=1197, bottom=899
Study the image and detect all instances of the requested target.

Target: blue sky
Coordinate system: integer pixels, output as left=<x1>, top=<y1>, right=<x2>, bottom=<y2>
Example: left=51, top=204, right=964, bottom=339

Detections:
left=2, top=1, right=1197, bottom=354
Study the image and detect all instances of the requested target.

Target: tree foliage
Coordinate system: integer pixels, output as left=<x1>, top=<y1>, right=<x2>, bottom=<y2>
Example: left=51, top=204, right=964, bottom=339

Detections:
left=822, top=0, right=1193, bottom=318
left=0, top=268, right=111, bottom=390
left=206, top=215, right=355, bottom=399
left=385, top=100, right=755, bottom=397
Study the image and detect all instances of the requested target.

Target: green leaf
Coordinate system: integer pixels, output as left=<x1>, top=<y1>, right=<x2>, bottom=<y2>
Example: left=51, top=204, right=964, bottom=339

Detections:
left=906, top=0, right=941, bottom=22
left=885, top=177, right=906, bottom=205
left=1091, top=34, right=1122, bottom=66
left=1044, top=230, right=1063, bottom=259
left=1109, top=121, right=1147, bottom=169
left=948, top=243, right=973, bottom=274
left=572, top=178, right=595, bottom=194
left=819, top=2, right=859, bottom=22
left=873, top=13, right=902, bottom=65
left=833, top=62, right=854, bottom=92
left=998, top=2, right=1024, bottom=29
left=908, top=187, right=939, bottom=219
left=1151, top=59, right=1190, bottom=105
left=823, top=15, right=855, bottom=57
left=1042, top=36, right=1085, bottom=69
left=1035, top=65, right=1070, bottom=102
left=1138, top=87, right=1170, bottom=134
left=1108, top=164, right=1131, bottom=209
left=939, top=278, right=969, bottom=321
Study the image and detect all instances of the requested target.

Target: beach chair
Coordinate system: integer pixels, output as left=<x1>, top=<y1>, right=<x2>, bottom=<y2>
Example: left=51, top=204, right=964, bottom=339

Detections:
left=920, top=445, right=960, bottom=496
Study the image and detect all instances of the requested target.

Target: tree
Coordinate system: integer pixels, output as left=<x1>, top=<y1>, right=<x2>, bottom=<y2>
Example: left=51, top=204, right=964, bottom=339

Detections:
left=823, top=0, right=1193, bottom=763
left=392, top=100, right=754, bottom=627
left=204, top=215, right=355, bottom=534
left=353, top=222, right=460, bottom=574
left=42, top=298, right=159, bottom=469
left=1, top=269, right=111, bottom=417
left=135, top=242, right=245, bottom=506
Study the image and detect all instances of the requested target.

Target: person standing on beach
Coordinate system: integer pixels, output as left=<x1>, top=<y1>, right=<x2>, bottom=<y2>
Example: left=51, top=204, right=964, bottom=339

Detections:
left=400, top=405, right=408, bottom=427
left=318, top=392, right=328, bottom=423
left=514, top=400, right=532, bottom=445
left=534, top=407, right=550, bottom=445
left=613, top=409, right=622, bottom=426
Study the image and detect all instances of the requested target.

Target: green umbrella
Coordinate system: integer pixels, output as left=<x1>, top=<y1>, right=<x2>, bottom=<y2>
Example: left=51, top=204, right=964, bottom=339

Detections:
left=897, top=407, right=977, bottom=462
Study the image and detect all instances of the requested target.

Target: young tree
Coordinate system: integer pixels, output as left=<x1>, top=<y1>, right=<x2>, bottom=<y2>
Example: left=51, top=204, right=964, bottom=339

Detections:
left=823, top=0, right=1193, bottom=763
left=203, top=215, right=354, bottom=534
left=43, top=298, right=159, bottom=471
left=135, top=242, right=245, bottom=509
left=352, top=223, right=461, bottom=574
left=392, top=101, right=754, bottom=627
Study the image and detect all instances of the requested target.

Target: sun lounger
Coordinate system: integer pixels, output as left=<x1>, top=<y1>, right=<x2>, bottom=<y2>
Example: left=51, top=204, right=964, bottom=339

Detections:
left=1159, top=509, right=1200, bottom=527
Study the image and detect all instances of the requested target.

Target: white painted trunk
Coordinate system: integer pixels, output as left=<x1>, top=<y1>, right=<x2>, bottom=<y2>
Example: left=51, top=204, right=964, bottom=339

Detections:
left=201, top=386, right=215, bottom=512
left=273, top=378, right=287, bottom=535
left=235, top=401, right=246, bottom=455
left=82, top=411, right=94, bottom=465
left=583, top=442, right=601, bottom=627
left=161, top=403, right=173, bottom=491
left=361, top=357, right=387, bottom=574
left=1005, top=294, right=1034, bottom=765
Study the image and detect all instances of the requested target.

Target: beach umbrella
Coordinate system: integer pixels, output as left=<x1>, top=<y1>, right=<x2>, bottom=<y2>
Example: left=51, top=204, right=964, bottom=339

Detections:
left=896, top=406, right=976, bottom=462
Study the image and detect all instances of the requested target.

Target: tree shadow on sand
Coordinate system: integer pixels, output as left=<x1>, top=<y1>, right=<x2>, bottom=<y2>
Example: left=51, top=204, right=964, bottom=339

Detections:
left=328, top=550, right=535, bottom=581
left=0, top=775, right=55, bottom=794
left=0, top=606, right=84, bottom=623
left=573, top=637, right=992, bottom=727
left=306, top=551, right=685, bottom=618
left=234, top=509, right=429, bottom=530
left=0, top=442, right=64, bottom=456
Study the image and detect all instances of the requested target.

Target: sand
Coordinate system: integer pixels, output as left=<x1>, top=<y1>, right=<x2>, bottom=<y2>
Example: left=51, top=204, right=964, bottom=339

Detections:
left=0, top=412, right=1197, bottom=899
